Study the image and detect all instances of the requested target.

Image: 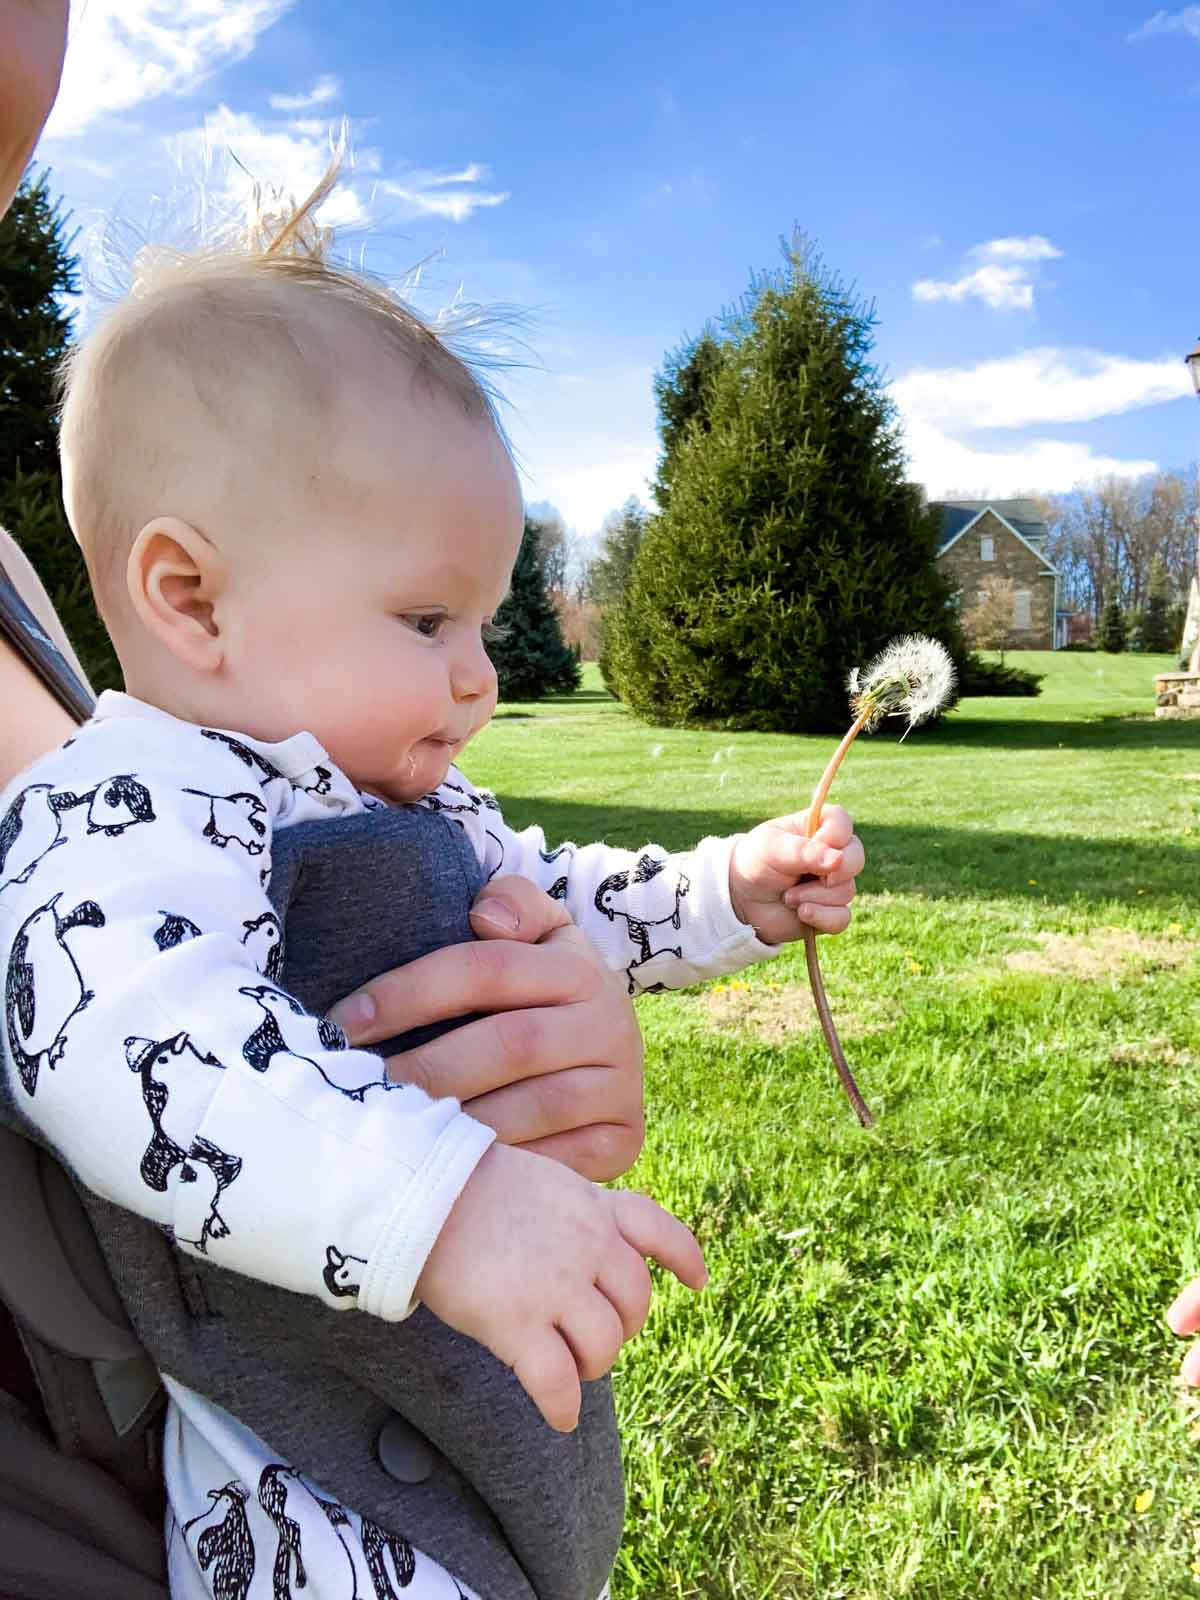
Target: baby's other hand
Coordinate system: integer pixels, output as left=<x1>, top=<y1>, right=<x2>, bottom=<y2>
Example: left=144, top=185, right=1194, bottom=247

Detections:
left=415, top=1143, right=707, bottom=1432
left=729, top=805, right=864, bottom=945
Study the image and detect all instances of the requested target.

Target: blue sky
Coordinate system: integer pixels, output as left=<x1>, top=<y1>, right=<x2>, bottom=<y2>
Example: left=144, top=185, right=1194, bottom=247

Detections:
left=38, top=0, right=1200, bottom=535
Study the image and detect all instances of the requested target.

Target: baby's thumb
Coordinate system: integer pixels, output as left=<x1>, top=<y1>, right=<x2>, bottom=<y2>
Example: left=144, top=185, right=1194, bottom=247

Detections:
left=512, top=1330, right=582, bottom=1433
left=469, top=875, right=574, bottom=945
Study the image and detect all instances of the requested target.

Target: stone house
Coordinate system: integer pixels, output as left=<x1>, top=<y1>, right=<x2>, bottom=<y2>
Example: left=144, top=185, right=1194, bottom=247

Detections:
left=931, top=498, right=1069, bottom=650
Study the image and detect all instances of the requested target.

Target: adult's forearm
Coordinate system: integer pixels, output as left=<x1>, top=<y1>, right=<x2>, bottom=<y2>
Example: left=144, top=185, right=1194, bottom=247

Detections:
left=0, top=639, right=78, bottom=787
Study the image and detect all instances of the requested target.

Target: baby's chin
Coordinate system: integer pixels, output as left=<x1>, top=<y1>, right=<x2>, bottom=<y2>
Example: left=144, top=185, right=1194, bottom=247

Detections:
left=365, top=740, right=458, bottom=804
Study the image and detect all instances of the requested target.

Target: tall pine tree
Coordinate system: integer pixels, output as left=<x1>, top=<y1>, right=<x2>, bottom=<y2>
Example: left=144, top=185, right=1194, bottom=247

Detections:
left=0, top=172, right=119, bottom=690
left=606, top=235, right=961, bottom=732
left=489, top=518, right=581, bottom=701
left=590, top=496, right=647, bottom=691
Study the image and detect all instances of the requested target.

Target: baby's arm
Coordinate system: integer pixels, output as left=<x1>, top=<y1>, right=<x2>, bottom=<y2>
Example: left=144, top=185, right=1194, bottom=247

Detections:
left=434, top=772, right=862, bottom=992
left=2, top=725, right=491, bottom=1320
left=431, top=773, right=770, bottom=991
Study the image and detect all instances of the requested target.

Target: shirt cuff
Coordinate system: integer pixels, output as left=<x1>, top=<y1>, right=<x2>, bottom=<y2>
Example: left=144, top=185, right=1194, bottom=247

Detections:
left=357, top=1112, right=496, bottom=1321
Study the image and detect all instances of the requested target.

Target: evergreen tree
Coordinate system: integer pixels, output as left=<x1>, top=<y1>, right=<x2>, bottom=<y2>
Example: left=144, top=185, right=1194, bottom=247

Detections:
left=652, top=332, right=724, bottom=511
left=1099, top=594, right=1127, bottom=653
left=490, top=518, right=581, bottom=700
left=605, top=235, right=961, bottom=732
left=590, top=496, right=647, bottom=690
left=0, top=173, right=119, bottom=690
left=1142, top=556, right=1173, bottom=653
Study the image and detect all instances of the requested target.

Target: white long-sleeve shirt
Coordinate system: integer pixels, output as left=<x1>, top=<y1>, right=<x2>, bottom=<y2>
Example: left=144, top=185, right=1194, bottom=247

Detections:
left=0, top=691, right=774, bottom=1598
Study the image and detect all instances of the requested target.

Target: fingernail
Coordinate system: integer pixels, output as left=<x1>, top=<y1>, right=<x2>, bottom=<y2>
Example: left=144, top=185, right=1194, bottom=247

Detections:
left=819, top=849, right=841, bottom=871
left=327, top=993, right=376, bottom=1034
left=470, top=898, right=519, bottom=933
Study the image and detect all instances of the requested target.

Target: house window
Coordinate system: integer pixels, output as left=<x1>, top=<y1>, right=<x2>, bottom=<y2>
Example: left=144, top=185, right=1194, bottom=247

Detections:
left=1013, top=590, right=1032, bottom=630
left=980, top=535, right=995, bottom=561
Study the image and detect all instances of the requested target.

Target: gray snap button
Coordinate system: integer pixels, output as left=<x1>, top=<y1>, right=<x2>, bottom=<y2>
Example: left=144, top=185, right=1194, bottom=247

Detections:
left=377, top=1415, right=436, bottom=1484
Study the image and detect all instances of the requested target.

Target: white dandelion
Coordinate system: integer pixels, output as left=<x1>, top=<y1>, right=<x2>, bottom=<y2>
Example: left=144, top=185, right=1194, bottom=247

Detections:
left=650, top=743, right=665, bottom=758
left=848, top=635, right=956, bottom=734
left=800, top=633, right=956, bottom=1131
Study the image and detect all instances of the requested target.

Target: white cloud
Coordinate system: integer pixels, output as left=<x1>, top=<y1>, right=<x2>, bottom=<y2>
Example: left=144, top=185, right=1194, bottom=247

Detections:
left=912, top=234, right=1062, bottom=311
left=268, top=75, right=341, bottom=112
left=913, top=264, right=1037, bottom=311
left=1128, top=6, right=1200, bottom=42
left=891, top=345, right=1190, bottom=497
left=901, top=421, right=1157, bottom=498
left=380, top=170, right=511, bottom=223
left=892, top=348, right=1191, bottom=430
left=517, top=448, right=657, bottom=536
left=43, top=0, right=293, bottom=139
left=972, top=235, right=1062, bottom=263
left=167, top=106, right=373, bottom=228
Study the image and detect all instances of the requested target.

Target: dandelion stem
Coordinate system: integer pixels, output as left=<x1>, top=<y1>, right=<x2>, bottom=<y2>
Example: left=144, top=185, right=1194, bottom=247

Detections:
left=803, top=705, right=875, bottom=1128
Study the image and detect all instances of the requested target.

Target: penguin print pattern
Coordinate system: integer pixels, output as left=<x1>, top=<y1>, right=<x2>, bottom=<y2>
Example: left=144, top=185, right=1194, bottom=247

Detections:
left=52, top=773, right=155, bottom=836
left=241, top=913, right=284, bottom=980
left=182, top=1483, right=257, bottom=1600
left=302, top=765, right=334, bottom=798
left=5, top=893, right=105, bottom=1095
left=201, top=730, right=286, bottom=786
left=125, top=1032, right=242, bottom=1253
left=184, top=789, right=269, bottom=855
left=360, top=1519, right=416, bottom=1596
left=0, top=783, right=69, bottom=891
left=256, top=1466, right=308, bottom=1600
left=238, top=985, right=385, bottom=1102
left=594, top=855, right=692, bottom=993
left=156, top=911, right=203, bottom=951
left=322, top=1244, right=367, bottom=1299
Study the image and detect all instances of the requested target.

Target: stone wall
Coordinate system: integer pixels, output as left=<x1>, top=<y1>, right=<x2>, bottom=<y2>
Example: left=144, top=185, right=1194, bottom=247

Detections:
left=937, top=509, right=1057, bottom=650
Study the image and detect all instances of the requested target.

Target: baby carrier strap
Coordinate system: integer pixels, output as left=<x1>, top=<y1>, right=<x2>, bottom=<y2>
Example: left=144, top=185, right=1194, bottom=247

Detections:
left=0, top=563, right=168, bottom=1595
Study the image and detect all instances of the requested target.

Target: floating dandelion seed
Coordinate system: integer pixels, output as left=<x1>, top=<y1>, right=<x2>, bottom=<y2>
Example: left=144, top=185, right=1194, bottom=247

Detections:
left=802, top=634, right=956, bottom=1128
left=711, top=750, right=724, bottom=765
left=650, top=743, right=665, bottom=758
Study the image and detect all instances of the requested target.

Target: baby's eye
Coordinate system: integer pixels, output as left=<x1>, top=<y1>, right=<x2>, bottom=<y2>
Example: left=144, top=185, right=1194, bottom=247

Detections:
left=403, top=613, right=446, bottom=639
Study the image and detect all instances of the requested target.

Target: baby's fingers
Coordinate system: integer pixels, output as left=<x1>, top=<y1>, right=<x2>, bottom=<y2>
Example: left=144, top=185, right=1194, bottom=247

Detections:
left=1167, top=1277, right=1200, bottom=1338
left=613, top=1191, right=708, bottom=1291
left=512, top=1330, right=583, bottom=1433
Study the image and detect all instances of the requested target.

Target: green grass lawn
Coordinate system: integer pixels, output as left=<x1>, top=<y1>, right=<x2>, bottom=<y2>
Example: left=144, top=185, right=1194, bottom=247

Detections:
left=470, top=653, right=1200, bottom=1599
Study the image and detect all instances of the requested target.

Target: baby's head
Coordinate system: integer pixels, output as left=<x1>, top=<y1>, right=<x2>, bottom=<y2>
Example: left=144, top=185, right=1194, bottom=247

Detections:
left=59, top=165, right=524, bottom=803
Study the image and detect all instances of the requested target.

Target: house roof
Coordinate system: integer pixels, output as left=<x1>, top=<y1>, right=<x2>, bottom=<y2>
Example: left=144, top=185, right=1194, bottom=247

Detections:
left=931, top=498, right=1049, bottom=553
left=930, top=500, right=1060, bottom=577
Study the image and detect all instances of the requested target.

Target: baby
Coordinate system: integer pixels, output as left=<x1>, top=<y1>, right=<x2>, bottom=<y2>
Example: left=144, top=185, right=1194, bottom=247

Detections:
left=0, top=172, right=861, bottom=1600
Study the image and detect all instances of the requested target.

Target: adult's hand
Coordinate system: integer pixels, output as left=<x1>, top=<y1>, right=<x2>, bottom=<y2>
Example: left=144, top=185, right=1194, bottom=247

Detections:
left=328, top=876, right=645, bottom=1183
left=1167, top=1278, right=1200, bottom=1386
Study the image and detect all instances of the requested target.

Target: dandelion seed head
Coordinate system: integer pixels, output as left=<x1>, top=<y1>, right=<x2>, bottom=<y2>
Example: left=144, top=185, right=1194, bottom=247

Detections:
left=848, top=634, right=955, bottom=731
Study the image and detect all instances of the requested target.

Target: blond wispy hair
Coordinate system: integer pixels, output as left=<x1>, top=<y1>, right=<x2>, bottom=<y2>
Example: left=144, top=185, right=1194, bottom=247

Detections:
left=58, top=149, right=518, bottom=620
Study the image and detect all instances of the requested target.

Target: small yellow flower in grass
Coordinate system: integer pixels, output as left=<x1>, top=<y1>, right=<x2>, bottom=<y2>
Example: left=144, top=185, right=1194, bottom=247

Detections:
left=1168, top=922, right=1184, bottom=936
left=1028, top=879, right=1038, bottom=886
left=711, top=984, right=728, bottom=996
left=728, top=979, right=749, bottom=992
left=1137, top=888, right=1147, bottom=896
left=1134, top=1487, right=1155, bottom=1513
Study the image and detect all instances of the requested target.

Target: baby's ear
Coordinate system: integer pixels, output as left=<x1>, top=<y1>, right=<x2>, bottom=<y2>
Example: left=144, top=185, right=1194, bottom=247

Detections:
left=126, top=517, right=229, bottom=673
